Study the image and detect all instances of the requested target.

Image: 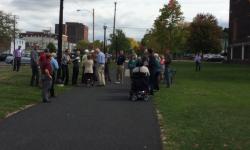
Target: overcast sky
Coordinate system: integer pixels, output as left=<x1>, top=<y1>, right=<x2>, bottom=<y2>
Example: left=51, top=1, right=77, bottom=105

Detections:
left=0, top=0, right=229, bottom=41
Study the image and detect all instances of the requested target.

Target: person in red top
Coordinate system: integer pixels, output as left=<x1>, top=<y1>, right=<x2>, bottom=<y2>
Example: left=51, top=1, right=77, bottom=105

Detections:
left=40, top=53, right=52, bottom=103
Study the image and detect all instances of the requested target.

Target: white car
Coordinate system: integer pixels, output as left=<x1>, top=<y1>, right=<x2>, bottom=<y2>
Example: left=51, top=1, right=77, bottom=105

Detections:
left=203, top=54, right=225, bottom=62
left=5, top=53, right=31, bottom=65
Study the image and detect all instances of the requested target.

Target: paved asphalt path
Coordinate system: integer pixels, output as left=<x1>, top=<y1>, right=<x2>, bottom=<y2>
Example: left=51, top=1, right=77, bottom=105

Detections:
left=0, top=77, right=162, bottom=150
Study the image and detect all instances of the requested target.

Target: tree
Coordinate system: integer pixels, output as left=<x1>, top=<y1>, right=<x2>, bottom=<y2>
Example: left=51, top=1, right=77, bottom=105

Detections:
left=47, top=42, right=56, bottom=53
left=109, top=29, right=130, bottom=54
left=141, top=29, right=161, bottom=52
left=141, top=0, right=187, bottom=54
left=0, top=11, right=17, bottom=52
left=127, top=38, right=140, bottom=54
left=92, top=40, right=103, bottom=50
left=153, top=0, right=185, bottom=52
left=76, top=40, right=89, bottom=50
left=188, top=13, right=223, bottom=54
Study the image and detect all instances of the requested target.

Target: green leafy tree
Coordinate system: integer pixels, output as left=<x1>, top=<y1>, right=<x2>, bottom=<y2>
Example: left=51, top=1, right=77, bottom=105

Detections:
left=153, top=0, right=185, bottom=52
left=0, top=11, right=18, bottom=52
left=91, top=40, right=103, bottom=50
left=188, top=13, right=223, bottom=53
left=141, top=29, right=162, bottom=53
left=76, top=40, right=89, bottom=50
left=47, top=42, right=56, bottom=53
left=109, top=29, right=130, bottom=53
left=141, top=0, right=187, bottom=54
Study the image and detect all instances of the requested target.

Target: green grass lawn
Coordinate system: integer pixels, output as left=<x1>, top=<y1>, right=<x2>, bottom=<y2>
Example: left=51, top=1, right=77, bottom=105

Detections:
left=0, top=65, right=71, bottom=119
left=155, top=62, right=250, bottom=150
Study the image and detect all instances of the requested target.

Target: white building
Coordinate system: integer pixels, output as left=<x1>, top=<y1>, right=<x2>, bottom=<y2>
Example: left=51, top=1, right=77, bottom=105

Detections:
left=10, top=38, right=26, bottom=54
left=20, top=30, right=76, bottom=52
left=20, top=31, right=57, bottom=50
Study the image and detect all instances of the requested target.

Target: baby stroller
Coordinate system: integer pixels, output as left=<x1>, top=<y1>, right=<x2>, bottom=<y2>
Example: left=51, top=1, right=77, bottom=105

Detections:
left=129, top=69, right=150, bottom=101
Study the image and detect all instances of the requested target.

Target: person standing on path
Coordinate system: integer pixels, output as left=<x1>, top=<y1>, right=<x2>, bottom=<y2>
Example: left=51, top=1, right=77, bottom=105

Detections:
left=30, top=46, right=39, bottom=86
left=105, top=53, right=112, bottom=83
left=72, top=51, right=81, bottom=85
left=83, top=55, right=94, bottom=85
left=50, top=53, right=59, bottom=97
left=13, top=46, right=23, bottom=72
left=194, top=53, right=202, bottom=71
left=95, top=48, right=106, bottom=86
left=61, top=49, right=71, bottom=85
left=164, top=49, right=172, bottom=88
left=116, top=50, right=126, bottom=84
left=81, top=49, right=89, bottom=84
left=148, top=49, right=157, bottom=95
left=40, top=53, right=53, bottom=103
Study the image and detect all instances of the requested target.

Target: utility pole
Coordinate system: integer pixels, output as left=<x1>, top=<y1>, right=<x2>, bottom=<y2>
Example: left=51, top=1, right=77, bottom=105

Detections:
left=57, top=0, right=64, bottom=80
left=103, top=25, right=107, bottom=53
left=113, top=1, right=117, bottom=59
left=49, top=27, right=52, bottom=43
left=93, top=9, right=95, bottom=43
left=13, top=15, right=16, bottom=54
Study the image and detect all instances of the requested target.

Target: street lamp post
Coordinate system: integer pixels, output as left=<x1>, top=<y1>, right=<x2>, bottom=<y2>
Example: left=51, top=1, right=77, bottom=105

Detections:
left=103, top=25, right=107, bottom=53
left=77, top=8, right=95, bottom=43
left=113, top=1, right=117, bottom=59
left=57, top=0, right=64, bottom=80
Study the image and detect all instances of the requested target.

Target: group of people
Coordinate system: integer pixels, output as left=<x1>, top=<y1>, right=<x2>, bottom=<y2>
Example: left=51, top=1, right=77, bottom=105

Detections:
left=26, top=44, right=174, bottom=102
left=59, top=48, right=108, bottom=87
left=29, top=47, right=111, bottom=103
left=30, top=47, right=59, bottom=103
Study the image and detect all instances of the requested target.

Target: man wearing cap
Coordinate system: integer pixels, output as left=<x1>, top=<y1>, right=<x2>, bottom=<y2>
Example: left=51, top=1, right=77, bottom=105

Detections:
left=95, top=48, right=106, bottom=86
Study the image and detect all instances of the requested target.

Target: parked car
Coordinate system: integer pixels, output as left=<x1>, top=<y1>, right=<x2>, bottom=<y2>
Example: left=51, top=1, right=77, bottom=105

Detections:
left=5, top=53, right=31, bottom=64
left=203, top=54, right=225, bottom=62
left=0, top=53, right=13, bottom=61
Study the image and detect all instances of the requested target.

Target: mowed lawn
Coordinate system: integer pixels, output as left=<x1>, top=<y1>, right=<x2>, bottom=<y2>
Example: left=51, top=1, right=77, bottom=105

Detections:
left=155, top=62, right=250, bottom=150
left=0, top=65, right=69, bottom=119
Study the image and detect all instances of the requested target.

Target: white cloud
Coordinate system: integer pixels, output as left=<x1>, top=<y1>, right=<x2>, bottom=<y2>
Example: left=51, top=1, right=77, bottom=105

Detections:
left=0, top=0, right=229, bottom=41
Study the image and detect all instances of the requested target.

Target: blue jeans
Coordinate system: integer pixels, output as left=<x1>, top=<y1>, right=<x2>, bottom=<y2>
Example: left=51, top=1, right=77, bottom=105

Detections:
left=164, top=67, right=171, bottom=87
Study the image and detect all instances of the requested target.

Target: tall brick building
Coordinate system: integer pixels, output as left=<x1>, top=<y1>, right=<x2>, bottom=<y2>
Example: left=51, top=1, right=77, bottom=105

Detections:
left=229, top=0, right=250, bottom=62
left=55, top=22, right=88, bottom=44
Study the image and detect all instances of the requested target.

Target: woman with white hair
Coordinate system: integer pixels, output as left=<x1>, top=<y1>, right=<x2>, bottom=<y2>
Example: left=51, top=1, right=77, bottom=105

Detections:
left=81, top=49, right=89, bottom=84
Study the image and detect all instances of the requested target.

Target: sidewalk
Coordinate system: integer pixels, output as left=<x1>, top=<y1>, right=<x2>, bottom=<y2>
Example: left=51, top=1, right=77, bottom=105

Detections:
left=0, top=78, right=162, bottom=150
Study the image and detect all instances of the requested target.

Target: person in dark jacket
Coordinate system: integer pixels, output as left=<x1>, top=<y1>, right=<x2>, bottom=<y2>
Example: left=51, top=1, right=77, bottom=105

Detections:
left=72, top=51, right=81, bottom=85
left=116, top=50, right=126, bottom=84
left=148, top=48, right=157, bottom=95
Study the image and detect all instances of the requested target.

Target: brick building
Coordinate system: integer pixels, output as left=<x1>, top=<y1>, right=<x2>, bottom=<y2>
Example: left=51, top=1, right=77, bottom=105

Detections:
left=55, top=22, right=88, bottom=44
left=229, top=0, right=250, bottom=62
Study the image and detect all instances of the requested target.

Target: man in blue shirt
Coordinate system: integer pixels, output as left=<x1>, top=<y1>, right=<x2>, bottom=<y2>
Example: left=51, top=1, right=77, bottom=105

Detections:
left=95, top=48, right=106, bottom=86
